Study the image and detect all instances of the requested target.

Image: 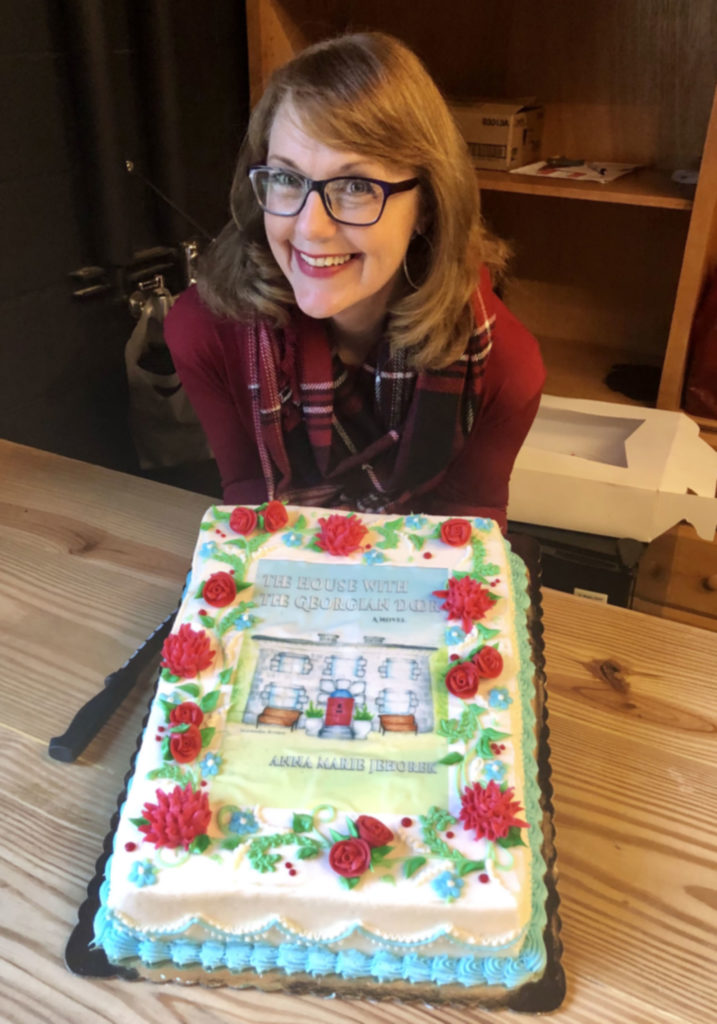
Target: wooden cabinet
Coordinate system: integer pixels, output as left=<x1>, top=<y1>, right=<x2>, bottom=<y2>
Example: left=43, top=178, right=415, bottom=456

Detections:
left=245, top=0, right=717, bottom=443
left=634, top=524, right=717, bottom=632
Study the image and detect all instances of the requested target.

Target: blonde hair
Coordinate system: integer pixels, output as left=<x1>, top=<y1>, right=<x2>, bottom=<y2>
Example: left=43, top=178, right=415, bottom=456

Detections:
left=198, top=32, right=507, bottom=369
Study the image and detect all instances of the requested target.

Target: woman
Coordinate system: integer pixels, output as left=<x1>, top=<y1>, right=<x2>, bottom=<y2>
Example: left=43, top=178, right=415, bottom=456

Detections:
left=165, top=32, right=544, bottom=532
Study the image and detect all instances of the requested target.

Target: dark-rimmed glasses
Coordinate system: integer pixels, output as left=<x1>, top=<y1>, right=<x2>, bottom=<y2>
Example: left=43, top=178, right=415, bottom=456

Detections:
left=248, top=165, right=419, bottom=226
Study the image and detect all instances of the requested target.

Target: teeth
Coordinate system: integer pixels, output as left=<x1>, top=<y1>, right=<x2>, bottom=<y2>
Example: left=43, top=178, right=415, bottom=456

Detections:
left=299, top=252, right=353, bottom=267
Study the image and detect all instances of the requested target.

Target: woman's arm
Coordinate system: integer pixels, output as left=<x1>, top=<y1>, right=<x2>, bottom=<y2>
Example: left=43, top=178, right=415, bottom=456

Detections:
left=164, top=289, right=267, bottom=503
left=422, top=280, right=545, bottom=532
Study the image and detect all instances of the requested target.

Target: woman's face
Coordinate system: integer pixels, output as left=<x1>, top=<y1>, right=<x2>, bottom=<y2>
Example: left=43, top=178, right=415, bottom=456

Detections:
left=263, top=101, right=421, bottom=336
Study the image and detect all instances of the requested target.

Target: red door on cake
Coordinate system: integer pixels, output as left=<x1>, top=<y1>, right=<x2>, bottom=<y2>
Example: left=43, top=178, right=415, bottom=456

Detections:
left=325, top=688, right=354, bottom=726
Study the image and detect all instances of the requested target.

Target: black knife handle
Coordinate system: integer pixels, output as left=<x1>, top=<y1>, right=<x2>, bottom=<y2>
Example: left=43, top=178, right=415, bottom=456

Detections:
left=49, top=673, right=140, bottom=763
left=48, top=612, right=175, bottom=763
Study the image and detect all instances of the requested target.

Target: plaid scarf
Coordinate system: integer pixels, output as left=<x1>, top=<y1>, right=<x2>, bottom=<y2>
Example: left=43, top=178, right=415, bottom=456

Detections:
left=247, top=290, right=494, bottom=513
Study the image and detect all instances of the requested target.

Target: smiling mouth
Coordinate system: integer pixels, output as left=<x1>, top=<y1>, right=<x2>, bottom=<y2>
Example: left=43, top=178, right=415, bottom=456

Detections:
left=295, top=250, right=357, bottom=268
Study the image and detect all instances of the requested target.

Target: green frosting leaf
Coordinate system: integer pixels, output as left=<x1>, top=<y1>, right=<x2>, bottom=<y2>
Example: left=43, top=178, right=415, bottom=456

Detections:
left=403, top=856, right=427, bottom=879
left=189, top=834, right=211, bottom=854
left=476, top=727, right=511, bottom=758
left=457, top=859, right=486, bottom=876
left=497, top=826, right=527, bottom=849
left=200, top=726, right=215, bottom=749
left=199, top=690, right=221, bottom=713
left=296, top=840, right=321, bottom=860
left=130, top=816, right=149, bottom=828
left=437, top=751, right=464, bottom=765
left=292, top=813, right=314, bottom=834
left=177, top=683, right=200, bottom=698
left=220, top=836, right=242, bottom=851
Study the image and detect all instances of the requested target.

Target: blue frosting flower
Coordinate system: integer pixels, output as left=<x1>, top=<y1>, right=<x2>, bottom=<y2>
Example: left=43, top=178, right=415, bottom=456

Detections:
left=201, top=752, right=222, bottom=777
left=484, top=759, right=507, bottom=783
left=445, top=625, right=466, bottom=646
left=473, top=517, right=493, bottom=531
left=405, top=514, right=427, bottom=529
left=363, top=549, right=386, bottom=565
left=200, top=541, right=217, bottom=558
left=228, top=809, right=259, bottom=836
left=282, top=531, right=303, bottom=548
left=236, top=613, right=255, bottom=631
left=488, top=687, right=512, bottom=710
left=431, top=871, right=464, bottom=902
left=129, top=859, right=157, bottom=887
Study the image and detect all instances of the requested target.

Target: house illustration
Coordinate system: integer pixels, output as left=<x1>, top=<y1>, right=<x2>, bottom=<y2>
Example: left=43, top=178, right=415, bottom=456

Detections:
left=242, top=633, right=436, bottom=737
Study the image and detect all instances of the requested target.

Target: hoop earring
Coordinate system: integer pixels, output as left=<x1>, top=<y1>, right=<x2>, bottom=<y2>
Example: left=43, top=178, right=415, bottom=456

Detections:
left=402, top=232, right=433, bottom=291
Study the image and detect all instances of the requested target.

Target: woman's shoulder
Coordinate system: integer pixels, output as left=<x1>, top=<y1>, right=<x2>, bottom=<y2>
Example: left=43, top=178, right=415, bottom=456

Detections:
left=165, top=286, right=258, bottom=364
left=475, top=267, right=546, bottom=407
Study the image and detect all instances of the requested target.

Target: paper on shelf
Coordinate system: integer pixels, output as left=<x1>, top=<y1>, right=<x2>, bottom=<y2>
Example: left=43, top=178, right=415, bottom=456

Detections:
left=510, top=161, right=640, bottom=183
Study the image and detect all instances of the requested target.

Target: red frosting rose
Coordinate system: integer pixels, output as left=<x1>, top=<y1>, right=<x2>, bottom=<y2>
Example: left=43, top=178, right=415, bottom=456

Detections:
left=444, top=660, right=480, bottom=700
left=433, top=575, right=495, bottom=633
left=440, top=518, right=472, bottom=547
left=328, top=837, right=372, bottom=878
left=459, top=781, right=528, bottom=841
left=263, top=500, right=289, bottom=532
left=161, top=623, right=214, bottom=679
left=169, top=701, right=204, bottom=727
left=473, top=645, right=504, bottom=679
left=315, top=514, right=368, bottom=557
left=202, top=570, right=237, bottom=608
left=229, top=506, right=258, bottom=535
left=169, top=723, right=203, bottom=763
left=139, top=783, right=211, bottom=850
left=356, top=815, right=394, bottom=848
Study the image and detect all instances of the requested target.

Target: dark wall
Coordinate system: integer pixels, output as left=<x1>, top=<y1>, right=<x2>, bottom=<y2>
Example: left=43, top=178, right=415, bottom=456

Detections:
left=0, top=0, right=248, bottom=477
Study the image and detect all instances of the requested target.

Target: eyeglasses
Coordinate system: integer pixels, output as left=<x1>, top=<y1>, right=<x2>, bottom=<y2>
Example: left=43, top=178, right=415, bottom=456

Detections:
left=248, top=165, right=420, bottom=226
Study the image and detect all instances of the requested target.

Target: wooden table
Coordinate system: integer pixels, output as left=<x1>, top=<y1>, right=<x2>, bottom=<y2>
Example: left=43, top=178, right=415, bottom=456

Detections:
left=1, top=439, right=716, bottom=1024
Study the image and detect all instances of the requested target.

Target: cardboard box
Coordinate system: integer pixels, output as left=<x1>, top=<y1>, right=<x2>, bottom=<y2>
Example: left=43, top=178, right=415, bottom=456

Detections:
left=506, top=396, right=717, bottom=543
left=450, top=99, right=544, bottom=170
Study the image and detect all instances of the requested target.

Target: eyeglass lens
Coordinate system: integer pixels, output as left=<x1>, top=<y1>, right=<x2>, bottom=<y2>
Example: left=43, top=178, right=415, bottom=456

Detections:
left=252, top=169, right=385, bottom=224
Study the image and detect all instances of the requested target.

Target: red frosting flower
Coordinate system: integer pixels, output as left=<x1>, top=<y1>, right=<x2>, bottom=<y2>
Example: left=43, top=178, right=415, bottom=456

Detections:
left=169, top=701, right=204, bottom=727
left=202, top=571, right=237, bottom=608
left=169, top=723, right=203, bottom=763
left=433, top=575, right=494, bottom=632
left=328, top=837, right=372, bottom=878
left=315, top=514, right=368, bottom=557
left=139, top=784, right=211, bottom=850
left=473, top=645, right=504, bottom=679
left=459, top=781, right=528, bottom=841
left=161, top=623, right=214, bottom=679
left=263, top=500, right=289, bottom=532
left=440, top=518, right=472, bottom=547
left=444, top=660, right=480, bottom=700
left=229, top=506, right=258, bottom=535
left=356, top=815, right=394, bottom=848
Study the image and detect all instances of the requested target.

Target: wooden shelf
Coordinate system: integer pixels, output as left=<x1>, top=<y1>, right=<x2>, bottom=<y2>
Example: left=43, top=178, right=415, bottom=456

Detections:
left=537, top=336, right=658, bottom=407
left=476, top=167, right=695, bottom=210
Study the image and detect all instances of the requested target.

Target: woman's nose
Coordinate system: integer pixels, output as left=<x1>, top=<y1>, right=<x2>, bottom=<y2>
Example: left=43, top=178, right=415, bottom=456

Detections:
left=295, top=189, right=337, bottom=239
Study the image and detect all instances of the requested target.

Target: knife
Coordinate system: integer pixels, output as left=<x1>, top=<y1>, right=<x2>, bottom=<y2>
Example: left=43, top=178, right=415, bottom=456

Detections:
left=48, top=610, right=176, bottom=763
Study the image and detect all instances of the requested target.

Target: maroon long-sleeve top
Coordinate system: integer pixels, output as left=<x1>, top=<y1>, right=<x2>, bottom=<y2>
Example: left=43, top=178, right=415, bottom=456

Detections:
left=165, top=272, right=544, bottom=532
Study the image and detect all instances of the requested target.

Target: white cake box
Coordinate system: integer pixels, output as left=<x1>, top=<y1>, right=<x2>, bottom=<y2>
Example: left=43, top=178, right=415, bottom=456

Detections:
left=507, top=395, right=717, bottom=542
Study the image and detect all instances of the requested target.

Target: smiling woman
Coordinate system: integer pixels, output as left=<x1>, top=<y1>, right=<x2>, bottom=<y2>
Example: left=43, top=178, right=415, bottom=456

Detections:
left=164, top=33, right=545, bottom=529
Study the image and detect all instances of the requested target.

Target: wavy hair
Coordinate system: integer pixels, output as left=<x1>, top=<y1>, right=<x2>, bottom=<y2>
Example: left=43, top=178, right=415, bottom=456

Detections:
left=197, top=32, right=507, bottom=369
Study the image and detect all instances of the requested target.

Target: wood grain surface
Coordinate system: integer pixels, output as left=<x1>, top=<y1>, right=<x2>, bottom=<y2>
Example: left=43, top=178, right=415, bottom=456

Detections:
left=1, top=440, right=716, bottom=1024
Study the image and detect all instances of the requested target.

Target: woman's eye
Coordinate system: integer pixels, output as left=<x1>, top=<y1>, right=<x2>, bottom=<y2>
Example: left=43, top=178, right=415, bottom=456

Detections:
left=270, top=170, right=303, bottom=189
left=342, top=178, right=377, bottom=196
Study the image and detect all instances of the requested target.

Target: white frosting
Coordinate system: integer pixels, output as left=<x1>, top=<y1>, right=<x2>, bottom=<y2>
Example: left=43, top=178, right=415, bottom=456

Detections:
left=105, top=507, right=535, bottom=960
